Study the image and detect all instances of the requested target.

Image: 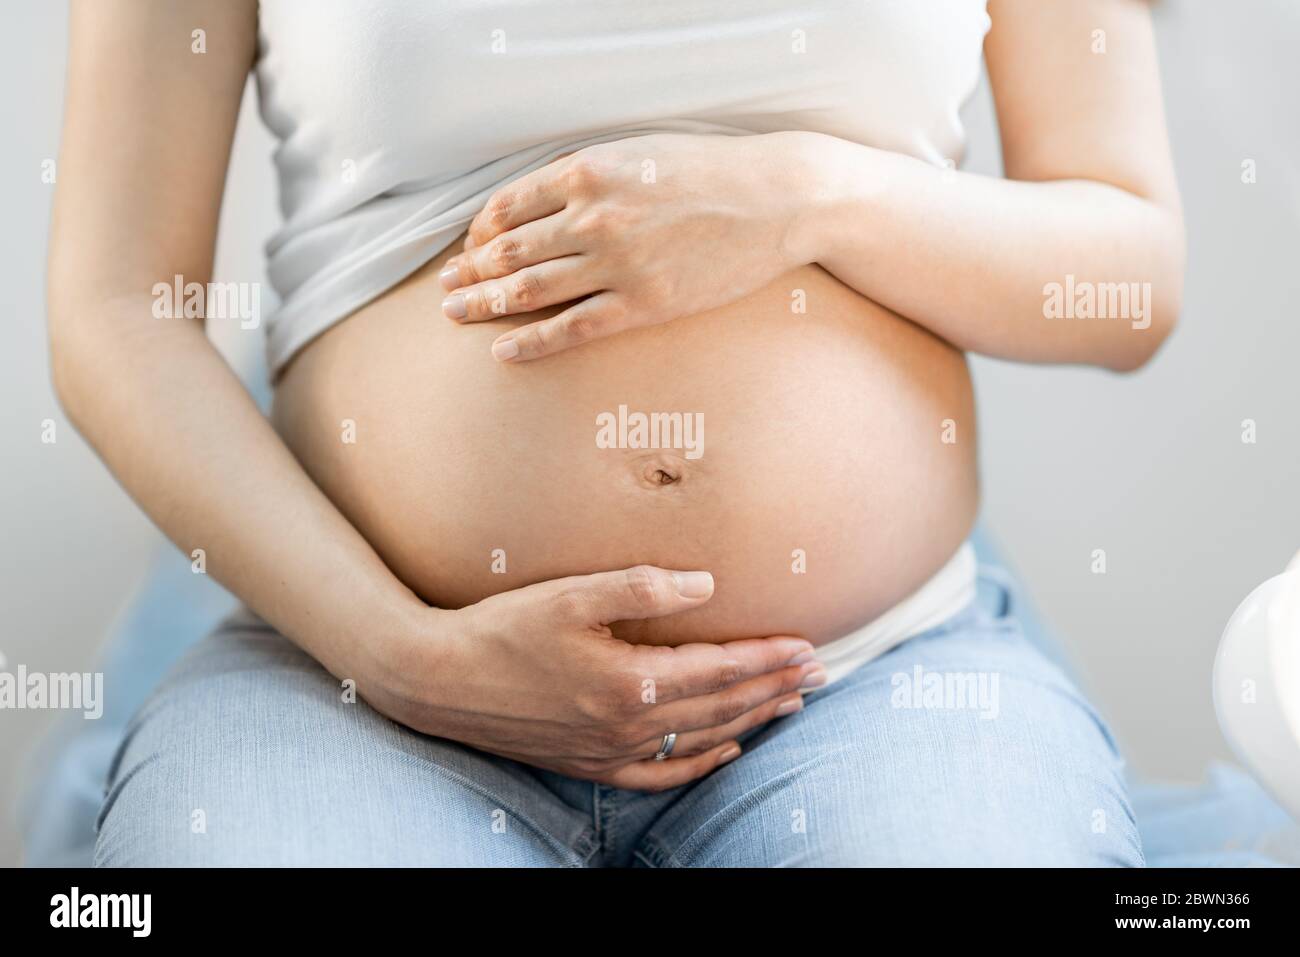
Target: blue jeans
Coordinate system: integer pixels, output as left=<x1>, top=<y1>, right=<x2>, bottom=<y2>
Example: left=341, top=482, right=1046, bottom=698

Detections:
left=93, top=566, right=1143, bottom=867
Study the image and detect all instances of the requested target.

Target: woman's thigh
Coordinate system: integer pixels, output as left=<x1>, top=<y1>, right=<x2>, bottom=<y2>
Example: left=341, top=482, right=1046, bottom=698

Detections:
left=93, top=611, right=591, bottom=867
left=637, top=596, right=1144, bottom=867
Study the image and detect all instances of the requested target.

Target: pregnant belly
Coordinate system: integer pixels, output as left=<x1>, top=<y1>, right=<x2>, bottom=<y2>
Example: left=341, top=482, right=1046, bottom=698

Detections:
left=272, top=236, right=979, bottom=647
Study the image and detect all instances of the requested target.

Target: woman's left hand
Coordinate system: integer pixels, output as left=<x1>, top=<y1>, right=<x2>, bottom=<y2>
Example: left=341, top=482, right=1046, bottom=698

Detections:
left=439, top=132, right=818, bottom=361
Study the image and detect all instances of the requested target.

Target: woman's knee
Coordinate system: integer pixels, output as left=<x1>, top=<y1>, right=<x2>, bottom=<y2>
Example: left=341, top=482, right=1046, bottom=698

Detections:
left=644, top=626, right=1144, bottom=867
left=94, top=624, right=577, bottom=866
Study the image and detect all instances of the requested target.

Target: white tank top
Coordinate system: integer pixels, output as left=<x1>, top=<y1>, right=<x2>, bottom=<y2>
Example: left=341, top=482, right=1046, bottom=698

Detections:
left=254, top=0, right=991, bottom=374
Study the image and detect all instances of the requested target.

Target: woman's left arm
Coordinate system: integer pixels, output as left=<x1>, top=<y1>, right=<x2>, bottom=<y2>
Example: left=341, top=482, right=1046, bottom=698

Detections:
left=799, top=0, right=1185, bottom=371
left=447, top=0, right=1183, bottom=373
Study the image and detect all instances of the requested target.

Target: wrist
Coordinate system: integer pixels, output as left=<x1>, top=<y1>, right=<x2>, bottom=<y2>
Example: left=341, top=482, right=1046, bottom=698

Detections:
left=773, top=130, right=856, bottom=267
left=342, top=602, right=463, bottom=735
left=315, top=584, right=451, bottom=699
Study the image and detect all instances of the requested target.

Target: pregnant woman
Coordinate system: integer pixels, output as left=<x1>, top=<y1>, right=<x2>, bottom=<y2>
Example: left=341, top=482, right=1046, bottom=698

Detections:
left=51, top=0, right=1184, bottom=866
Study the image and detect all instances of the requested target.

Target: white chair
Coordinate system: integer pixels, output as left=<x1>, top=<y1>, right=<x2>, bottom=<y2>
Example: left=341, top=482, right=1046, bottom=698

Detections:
left=1214, top=552, right=1300, bottom=822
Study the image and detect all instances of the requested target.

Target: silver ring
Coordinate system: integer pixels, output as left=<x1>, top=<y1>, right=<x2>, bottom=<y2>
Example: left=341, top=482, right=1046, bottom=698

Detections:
left=654, top=732, right=677, bottom=761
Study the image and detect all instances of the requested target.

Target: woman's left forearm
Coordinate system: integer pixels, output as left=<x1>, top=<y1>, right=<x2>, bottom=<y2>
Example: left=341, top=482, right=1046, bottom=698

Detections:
left=783, top=131, right=1186, bottom=372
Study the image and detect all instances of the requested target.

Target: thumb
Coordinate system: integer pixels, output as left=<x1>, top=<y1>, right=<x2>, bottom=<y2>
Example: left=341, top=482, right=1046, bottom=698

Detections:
left=545, top=564, right=715, bottom=626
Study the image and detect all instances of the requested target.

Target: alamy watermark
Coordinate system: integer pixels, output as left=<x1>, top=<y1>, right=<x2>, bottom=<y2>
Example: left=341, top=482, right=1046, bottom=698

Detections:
left=0, top=653, right=103, bottom=719
left=890, top=665, right=1000, bottom=720
left=50, top=887, right=150, bottom=937
left=152, top=274, right=261, bottom=329
left=596, top=405, right=704, bottom=460
left=1043, top=274, right=1151, bottom=330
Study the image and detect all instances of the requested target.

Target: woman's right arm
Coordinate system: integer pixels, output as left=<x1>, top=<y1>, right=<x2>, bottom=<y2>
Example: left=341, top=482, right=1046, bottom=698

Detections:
left=49, top=0, right=414, bottom=683
left=50, top=0, right=817, bottom=789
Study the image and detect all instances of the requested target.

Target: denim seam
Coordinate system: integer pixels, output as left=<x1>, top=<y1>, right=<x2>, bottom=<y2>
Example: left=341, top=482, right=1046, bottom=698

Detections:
left=92, top=751, right=165, bottom=867
left=571, top=829, right=601, bottom=866
left=632, top=844, right=666, bottom=868
left=94, top=750, right=160, bottom=840
left=598, top=786, right=620, bottom=861
left=637, top=837, right=676, bottom=868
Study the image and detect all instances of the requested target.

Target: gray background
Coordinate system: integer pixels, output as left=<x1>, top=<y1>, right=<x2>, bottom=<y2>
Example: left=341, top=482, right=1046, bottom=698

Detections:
left=2, top=2, right=1297, bottom=867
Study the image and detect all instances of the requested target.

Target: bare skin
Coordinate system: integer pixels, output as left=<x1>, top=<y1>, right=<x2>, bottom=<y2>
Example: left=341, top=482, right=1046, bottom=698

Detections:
left=273, top=235, right=979, bottom=649
left=48, top=0, right=1182, bottom=789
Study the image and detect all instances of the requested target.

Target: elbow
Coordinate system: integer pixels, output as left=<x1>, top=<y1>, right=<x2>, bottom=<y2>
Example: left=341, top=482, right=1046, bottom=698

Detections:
left=48, top=314, right=88, bottom=428
left=1103, top=293, right=1181, bottom=373
left=46, top=288, right=104, bottom=428
left=1103, top=213, right=1186, bottom=374
left=47, top=282, right=135, bottom=425
left=47, top=263, right=83, bottom=418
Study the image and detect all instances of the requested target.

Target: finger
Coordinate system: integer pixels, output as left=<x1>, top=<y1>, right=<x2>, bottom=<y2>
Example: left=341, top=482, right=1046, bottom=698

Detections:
left=635, top=635, right=819, bottom=703
left=441, top=214, right=581, bottom=290
left=489, top=292, right=632, bottom=362
left=600, top=741, right=744, bottom=792
left=640, top=661, right=823, bottom=739
left=443, top=257, right=600, bottom=324
left=465, top=162, right=572, bottom=249
left=541, top=563, right=721, bottom=626
left=638, top=684, right=809, bottom=760
left=511, top=662, right=817, bottom=768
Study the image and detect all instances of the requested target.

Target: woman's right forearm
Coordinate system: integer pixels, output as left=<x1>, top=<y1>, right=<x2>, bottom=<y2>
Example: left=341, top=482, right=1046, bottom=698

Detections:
left=49, top=299, right=427, bottom=681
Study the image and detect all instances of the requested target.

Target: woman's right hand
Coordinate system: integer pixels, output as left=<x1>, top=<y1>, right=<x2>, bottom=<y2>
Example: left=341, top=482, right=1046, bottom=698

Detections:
left=362, top=565, right=825, bottom=791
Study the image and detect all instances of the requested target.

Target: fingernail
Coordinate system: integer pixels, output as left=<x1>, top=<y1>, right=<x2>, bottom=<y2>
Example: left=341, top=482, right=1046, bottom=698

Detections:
left=672, top=570, right=714, bottom=598
left=491, top=337, right=520, bottom=361
left=438, top=265, right=461, bottom=291
left=787, top=650, right=816, bottom=666
left=442, top=294, right=467, bottom=320
left=800, top=667, right=828, bottom=690
left=775, top=697, right=803, bottom=717
left=720, top=745, right=741, bottom=763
